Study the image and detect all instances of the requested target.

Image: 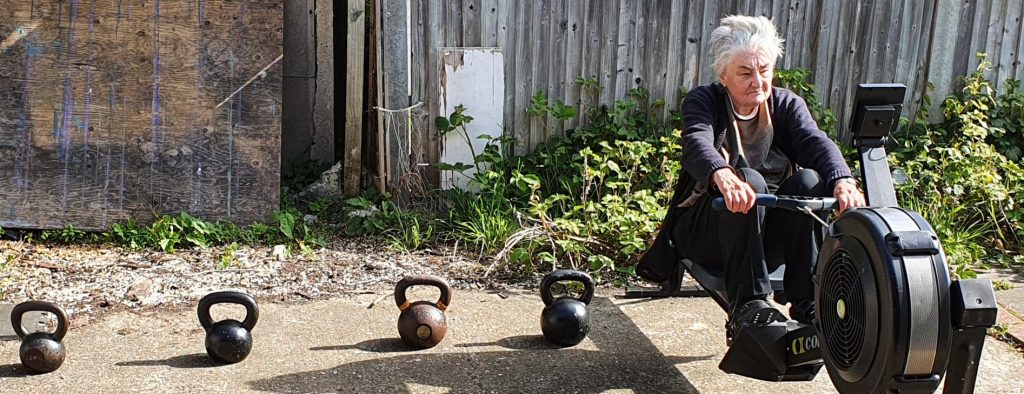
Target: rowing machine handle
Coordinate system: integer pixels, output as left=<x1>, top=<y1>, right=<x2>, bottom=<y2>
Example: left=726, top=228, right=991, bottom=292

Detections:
left=711, top=194, right=838, bottom=212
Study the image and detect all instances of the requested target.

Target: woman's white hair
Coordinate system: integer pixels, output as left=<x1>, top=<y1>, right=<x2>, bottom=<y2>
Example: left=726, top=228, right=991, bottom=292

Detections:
left=709, top=15, right=784, bottom=78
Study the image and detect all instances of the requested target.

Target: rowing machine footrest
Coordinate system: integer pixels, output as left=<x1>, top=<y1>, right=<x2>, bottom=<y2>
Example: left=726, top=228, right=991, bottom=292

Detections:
left=720, top=320, right=823, bottom=382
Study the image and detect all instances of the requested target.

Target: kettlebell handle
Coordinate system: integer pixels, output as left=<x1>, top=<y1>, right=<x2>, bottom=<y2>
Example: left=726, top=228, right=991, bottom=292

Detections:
left=395, top=275, right=453, bottom=312
left=11, top=301, right=69, bottom=341
left=197, top=291, right=259, bottom=331
left=540, top=269, right=595, bottom=306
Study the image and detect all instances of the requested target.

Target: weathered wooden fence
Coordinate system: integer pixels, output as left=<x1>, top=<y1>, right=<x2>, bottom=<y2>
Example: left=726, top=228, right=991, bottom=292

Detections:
left=0, top=1, right=282, bottom=229
left=378, top=0, right=1024, bottom=187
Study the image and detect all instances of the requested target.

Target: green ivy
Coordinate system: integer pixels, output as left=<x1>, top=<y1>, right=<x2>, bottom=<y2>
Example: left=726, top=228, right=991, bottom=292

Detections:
left=889, top=54, right=1024, bottom=276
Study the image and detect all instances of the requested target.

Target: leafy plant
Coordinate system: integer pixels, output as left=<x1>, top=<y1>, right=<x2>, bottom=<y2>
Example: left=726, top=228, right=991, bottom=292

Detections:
left=308, top=198, right=334, bottom=215
left=387, top=216, right=434, bottom=252
left=40, top=225, right=87, bottom=244
left=272, top=208, right=323, bottom=253
left=444, top=188, right=520, bottom=256
left=889, top=54, right=1024, bottom=276
left=433, top=87, right=681, bottom=276
left=992, top=279, right=1014, bottom=291
left=219, top=242, right=240, bottom=270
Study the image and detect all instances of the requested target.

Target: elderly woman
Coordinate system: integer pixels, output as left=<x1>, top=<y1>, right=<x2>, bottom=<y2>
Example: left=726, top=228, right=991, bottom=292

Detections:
left=638, top=15, right=865, bottom=336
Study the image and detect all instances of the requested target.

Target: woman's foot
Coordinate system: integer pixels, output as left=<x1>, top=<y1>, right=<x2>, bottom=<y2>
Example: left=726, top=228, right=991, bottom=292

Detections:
left=727, top=298, right=787, bottom=343
left=789, top=299, right=815, bottom=325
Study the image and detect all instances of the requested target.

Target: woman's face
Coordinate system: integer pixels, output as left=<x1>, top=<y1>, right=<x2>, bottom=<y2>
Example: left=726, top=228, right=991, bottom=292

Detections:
left=720, top=50, right=774, bottom=113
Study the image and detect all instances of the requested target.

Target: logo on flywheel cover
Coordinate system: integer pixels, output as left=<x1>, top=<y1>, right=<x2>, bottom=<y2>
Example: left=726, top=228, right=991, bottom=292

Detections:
left=791, top=335, right=820, bottom=355
left=837, top=298, right=847, bottom=319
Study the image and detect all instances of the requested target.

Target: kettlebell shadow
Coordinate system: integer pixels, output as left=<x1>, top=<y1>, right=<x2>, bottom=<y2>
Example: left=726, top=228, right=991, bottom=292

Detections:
left=0, top=363, right=31, bottom=378
left=310, top=338, right=410, bottom=353
left=456, top=334, right=561, bottom=351
left=115, top=353, right=222, bottom=369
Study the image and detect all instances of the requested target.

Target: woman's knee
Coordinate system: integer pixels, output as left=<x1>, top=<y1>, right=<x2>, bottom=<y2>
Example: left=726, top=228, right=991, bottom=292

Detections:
left=737, top=168, right=768, bottom=194
left=780, top=169, right=827, bottom=196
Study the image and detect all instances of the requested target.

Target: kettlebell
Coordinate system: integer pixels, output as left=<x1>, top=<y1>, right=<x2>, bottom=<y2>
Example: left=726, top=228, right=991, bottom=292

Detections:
left=11, top=301, right=69, bottom=374
left=540, top=269, right=595, bottom=347
left=395, top=274, right=453, bottom=349
left=197, top=291, right=259, bottom=364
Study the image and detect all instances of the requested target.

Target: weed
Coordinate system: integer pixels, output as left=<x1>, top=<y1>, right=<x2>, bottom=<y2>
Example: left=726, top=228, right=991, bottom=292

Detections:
left=219, top=243, right=240, bottom=270
left=308, top=197, right=334, bottom=215
left=988, top=324, right=1011, bottom=339
left=387, top=216, right=434, bottom=252
left=993, top=279, right=1015, bottom=291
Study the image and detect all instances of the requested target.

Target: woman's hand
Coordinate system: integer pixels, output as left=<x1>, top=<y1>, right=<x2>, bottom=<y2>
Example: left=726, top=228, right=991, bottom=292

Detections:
left=833, top=178, right=865, bottom=215
left=712, top=168, right=756, bottom=213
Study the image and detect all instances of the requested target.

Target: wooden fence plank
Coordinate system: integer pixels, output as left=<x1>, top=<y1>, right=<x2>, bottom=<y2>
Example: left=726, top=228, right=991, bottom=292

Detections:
left=481, top=0, right=498, bottom=47
left=511, top=0, right=530, bottom=155
left=381, top=0, right=409, bottom=191
left=496, top=0, right=509, bottom=46
left=345, top=0, right=365, bottom=194
left=614, top=0, right=638, bottom=101
left=446, top=0, right=463, bottom=47
left=663, top=0, right=686, bottom=116
left=464, top=0, right=481, bottom=47
left=648, top=0, right=672, bottom=113
left=547, top=0, right=567, bottom=134
left=1014, top=0, right=1024, bottom=78
left=578, top=0, right=602, bottom=125
left=996, top=0, right=1022, bottom=87
left=407, top=0, right=426, bottom=178
left=499, top=0, right=516, bottom=150
left=529, top=0, right=550, bottom=151
left=562, top=0, right=585, bottom=131
left=599, top=0, right=620, bottom=106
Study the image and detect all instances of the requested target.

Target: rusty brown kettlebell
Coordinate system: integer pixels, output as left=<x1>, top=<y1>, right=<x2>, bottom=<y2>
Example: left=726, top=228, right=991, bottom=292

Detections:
left=11, top=301, right=69, bottom=374
left=395, top=275, right=453, bottom=349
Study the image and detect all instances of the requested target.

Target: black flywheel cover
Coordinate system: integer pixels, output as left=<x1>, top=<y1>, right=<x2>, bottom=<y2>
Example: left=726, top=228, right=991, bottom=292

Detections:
left=815, top=208, right=952, bottom=393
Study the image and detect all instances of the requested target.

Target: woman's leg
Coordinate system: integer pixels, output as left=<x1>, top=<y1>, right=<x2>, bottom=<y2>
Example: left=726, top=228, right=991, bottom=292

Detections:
left=763, top=169, right=828, bottom=321
left=673, top=168, right=774, bottom=308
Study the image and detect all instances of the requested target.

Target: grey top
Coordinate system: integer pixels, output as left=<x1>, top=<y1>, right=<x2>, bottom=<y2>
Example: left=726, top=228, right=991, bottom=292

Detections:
left=735, top=113, right=792, bottom=192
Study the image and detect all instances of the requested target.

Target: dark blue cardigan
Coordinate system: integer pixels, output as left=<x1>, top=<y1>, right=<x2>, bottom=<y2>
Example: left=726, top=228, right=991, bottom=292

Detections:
left=637, top=82, right=853, bottom=279
left=681, top=82, right=852, bottom=187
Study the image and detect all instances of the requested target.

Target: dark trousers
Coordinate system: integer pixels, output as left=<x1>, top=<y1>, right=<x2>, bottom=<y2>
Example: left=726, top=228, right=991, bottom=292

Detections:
left=671, top=168, right=828, bottom=310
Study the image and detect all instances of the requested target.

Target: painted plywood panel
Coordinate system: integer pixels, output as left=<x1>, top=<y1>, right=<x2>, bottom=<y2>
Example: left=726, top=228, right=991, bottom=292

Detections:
left=0, top=1, right=282, bottom=230
left=438, top=47, right=503, bottom=190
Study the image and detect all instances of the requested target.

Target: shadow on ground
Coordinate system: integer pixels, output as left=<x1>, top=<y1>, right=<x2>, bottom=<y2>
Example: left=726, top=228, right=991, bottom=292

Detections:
left=310, top=338, right=410, bottom=353
left=248, top=298, right=710, bottom=393
left=456, top=334, right=563, bottom=351
left=0, top=363, right=31, bottom=378
left=115, top=353, right=222, bottom=369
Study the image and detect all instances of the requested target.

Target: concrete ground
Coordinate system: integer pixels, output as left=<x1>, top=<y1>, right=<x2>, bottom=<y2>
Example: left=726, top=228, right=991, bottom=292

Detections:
left=1, top=290, right=1023, bottom=393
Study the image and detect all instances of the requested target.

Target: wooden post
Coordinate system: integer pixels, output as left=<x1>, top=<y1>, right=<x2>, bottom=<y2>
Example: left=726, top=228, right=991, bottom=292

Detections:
left=345, top=0, right=366, bottom=195
left=381, top=0, right=410, bottom=194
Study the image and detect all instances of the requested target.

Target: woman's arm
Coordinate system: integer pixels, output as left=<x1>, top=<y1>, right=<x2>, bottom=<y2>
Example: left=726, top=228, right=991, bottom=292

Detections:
left=681, top=86, right=756, bottom=213
left=680, top=87, right=730, bottom=184
left=775, top=93, right=852, bottom=185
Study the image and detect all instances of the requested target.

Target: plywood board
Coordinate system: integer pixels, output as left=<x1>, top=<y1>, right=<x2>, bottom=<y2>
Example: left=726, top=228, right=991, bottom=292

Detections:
left=0, top=0, right=282, bottom=230
left=438, top=47, right=504, bottom=190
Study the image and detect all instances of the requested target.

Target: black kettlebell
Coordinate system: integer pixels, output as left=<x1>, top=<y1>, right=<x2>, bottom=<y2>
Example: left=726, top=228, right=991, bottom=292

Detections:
left=11, top=301, right=69, bottom=374
left=395, top=275, right=453, bottom=349
left=540, top=269, right=595, bottom=347
left=197, top=291, right=259, bottom=364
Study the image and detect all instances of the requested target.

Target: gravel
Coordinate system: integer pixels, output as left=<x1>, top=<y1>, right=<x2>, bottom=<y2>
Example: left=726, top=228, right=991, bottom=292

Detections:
left=0, top=236, right=529, bottom=327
